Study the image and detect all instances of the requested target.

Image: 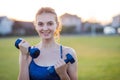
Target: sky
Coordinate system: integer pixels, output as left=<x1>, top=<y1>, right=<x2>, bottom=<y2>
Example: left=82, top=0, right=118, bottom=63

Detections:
left=0, top=0, right=120, bottom=25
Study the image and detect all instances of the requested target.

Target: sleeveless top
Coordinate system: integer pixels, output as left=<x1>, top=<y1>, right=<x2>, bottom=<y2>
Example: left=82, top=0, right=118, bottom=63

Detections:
left=29, top=45, right=63, bottom=80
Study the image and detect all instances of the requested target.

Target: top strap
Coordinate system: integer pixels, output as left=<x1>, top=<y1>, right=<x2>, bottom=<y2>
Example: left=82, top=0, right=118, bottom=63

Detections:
left=60, top=45, right=63, bottom=59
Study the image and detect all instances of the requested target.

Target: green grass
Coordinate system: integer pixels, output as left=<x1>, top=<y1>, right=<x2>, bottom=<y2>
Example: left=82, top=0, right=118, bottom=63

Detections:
left=0, top=35, right=120, bottom=80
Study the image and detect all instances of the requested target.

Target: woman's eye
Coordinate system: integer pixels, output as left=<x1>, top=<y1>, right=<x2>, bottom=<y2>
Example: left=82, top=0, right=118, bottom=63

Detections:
left=38, top=22, right=44, bottom=26
left=47, top=22, right=53, bottom=26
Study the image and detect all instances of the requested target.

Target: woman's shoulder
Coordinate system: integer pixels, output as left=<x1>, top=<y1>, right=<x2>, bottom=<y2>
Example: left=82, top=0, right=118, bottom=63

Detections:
left=62, top=46, right=75, bottom=53
left=62, top=45, right=76, bottom=58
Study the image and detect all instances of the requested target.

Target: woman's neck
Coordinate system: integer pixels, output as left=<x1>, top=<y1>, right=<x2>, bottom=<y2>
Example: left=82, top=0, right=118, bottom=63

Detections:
left=40, top=38, right=57, bottom=49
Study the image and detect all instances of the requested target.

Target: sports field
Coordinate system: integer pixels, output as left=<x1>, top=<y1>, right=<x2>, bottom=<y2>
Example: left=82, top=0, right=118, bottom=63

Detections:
left=0, top=35, right=120, bottom=80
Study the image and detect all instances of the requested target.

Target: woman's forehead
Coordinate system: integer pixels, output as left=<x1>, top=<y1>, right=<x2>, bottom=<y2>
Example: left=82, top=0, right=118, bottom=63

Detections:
left=36, top=13, right=56, bottom=22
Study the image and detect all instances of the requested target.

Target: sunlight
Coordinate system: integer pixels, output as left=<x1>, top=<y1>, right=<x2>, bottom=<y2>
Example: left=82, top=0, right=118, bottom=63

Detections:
left=0, top=0, right=120, bottom=24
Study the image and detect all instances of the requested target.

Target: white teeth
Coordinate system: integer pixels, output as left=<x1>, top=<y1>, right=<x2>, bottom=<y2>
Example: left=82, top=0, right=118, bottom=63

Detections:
left=41, top=31, right=50, bottom=33
left=42, top=32, right=51, bottom=36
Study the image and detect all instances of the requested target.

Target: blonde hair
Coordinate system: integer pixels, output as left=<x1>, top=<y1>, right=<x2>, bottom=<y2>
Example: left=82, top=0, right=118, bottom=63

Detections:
left=35, top=7, right=61, bottom=43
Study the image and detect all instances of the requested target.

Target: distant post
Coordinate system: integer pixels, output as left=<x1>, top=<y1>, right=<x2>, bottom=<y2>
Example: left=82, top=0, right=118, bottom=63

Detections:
left=89, top=17, right=96, bottom=36
left=91, top=23, right=96, bottom=36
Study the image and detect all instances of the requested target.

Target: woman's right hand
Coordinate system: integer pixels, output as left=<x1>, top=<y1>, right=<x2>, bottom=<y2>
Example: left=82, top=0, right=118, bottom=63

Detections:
left=18, top=39, right=30, bottom=55
left=18, top=39, right=31, bottom=80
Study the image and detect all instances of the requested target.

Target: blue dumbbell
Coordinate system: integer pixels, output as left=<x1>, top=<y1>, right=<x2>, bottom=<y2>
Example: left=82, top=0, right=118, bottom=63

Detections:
left=15, top=38, right=40, bottom=58
left=48, top=53, right=75, bottom=74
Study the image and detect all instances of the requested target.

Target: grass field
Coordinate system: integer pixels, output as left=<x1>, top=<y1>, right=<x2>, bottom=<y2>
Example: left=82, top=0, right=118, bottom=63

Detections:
left=0, top=35, right=120, bottom=80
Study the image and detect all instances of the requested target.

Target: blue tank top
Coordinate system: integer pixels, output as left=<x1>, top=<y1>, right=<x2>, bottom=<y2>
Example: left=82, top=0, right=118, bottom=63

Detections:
left=29, top=45, right=63, bottom=80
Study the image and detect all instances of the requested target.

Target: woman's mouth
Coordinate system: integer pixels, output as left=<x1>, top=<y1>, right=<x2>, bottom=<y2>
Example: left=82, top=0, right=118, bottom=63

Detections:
left=41, top=31, right=51, bottom=36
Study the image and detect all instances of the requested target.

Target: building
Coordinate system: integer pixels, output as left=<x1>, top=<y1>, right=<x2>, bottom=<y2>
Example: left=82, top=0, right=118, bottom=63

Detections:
left=60, top=13, right=82, bottom=33
left=0, top=16, right=14, bottom=35
left=112, top=14, right=120, bottom=27
left=12, top=21, right=37, bottom=36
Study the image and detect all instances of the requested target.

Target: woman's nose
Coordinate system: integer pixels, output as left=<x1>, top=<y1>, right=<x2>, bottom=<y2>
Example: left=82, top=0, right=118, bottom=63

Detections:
left=43, top=25, right=48, bottom=30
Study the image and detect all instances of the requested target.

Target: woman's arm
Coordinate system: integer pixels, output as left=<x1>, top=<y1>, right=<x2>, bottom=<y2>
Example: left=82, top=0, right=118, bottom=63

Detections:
left=67, top=48, right=78, bottom=80
left=18, top=53, right=30, bottom=80
left=17, top=40, right=31, bottom=80
left=55, top=47, right=78, bottom=80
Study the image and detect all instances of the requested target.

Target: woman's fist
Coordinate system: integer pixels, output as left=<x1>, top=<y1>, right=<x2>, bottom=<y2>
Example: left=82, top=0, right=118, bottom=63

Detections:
left=18, top=39, right=30, bottom=55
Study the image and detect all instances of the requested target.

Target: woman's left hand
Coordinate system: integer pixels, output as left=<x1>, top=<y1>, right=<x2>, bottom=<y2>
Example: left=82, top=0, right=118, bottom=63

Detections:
left=54, top=59, right=70, bottom=80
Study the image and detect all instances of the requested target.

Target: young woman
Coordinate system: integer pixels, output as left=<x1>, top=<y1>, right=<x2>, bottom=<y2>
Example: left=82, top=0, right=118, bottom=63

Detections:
left=18, top=7, right=78, bottom=80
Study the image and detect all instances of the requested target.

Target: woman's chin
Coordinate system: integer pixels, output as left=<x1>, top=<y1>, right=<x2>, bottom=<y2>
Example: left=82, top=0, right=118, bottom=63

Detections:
left=41, top=35, right=53, bottom=40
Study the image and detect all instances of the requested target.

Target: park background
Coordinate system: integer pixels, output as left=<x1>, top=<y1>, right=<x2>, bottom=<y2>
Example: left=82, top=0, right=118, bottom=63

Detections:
left=0, top=0, right=120, bottom=80
left=0, top=36, right=120, bottom=80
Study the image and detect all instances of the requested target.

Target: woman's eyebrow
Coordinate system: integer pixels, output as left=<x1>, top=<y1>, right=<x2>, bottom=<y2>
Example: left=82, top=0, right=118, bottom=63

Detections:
left=38, top=21, right=53, bottom=23
left=47, top=21, right=53, bottom=22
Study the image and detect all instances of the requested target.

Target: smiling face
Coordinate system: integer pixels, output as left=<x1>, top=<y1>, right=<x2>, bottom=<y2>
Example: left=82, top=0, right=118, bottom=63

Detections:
left=35, top=13, right=58, bottom=40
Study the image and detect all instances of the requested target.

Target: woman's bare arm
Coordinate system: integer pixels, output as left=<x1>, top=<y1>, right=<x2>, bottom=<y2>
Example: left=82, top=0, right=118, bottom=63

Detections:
left=17, top=40, right=31, bottom=80
left=18, top=53, right=30, bottom=80
left=67, top=48, right=78, bottom=80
